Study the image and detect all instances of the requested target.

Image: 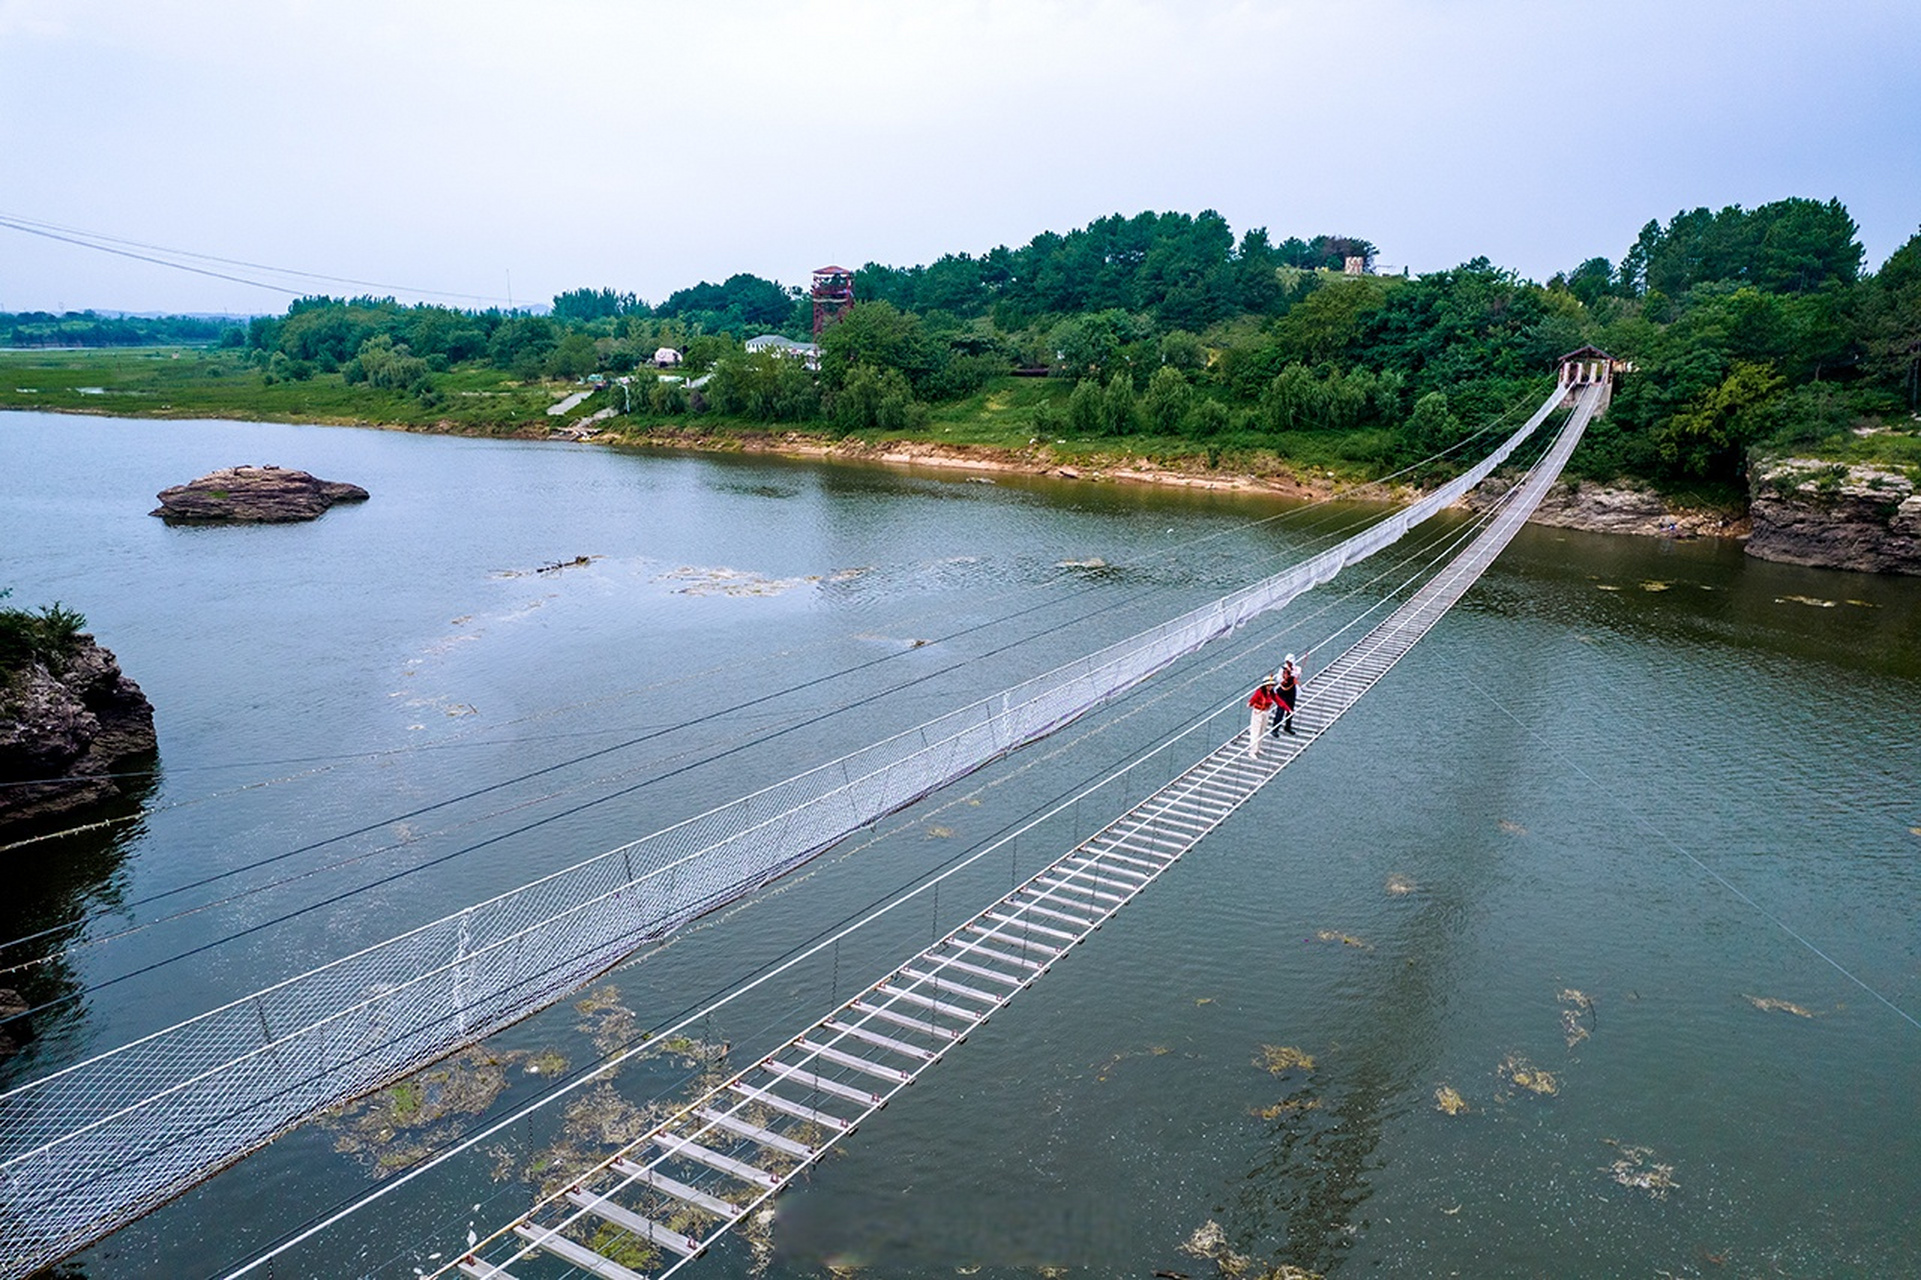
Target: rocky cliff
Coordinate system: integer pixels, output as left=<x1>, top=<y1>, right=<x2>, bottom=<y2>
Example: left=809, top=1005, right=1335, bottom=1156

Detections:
left=1746, top=458, right=1921, bottom=575
left=0, top=636, right=157, bottom=832
left=152, top=465, right=369, bottom=523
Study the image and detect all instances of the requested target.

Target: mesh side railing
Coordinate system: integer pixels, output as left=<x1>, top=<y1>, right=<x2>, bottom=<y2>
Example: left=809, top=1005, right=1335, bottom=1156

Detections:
left=0, top=386, right=1567, bottom=1278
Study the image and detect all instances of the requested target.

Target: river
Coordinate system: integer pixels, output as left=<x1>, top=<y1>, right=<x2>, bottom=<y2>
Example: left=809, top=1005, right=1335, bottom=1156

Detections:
left=1, top=409, right=1916, bottom=1279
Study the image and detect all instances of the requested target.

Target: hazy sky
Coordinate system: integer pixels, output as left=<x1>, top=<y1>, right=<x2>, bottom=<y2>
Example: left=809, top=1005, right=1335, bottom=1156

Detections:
left=2, top=0, right=1916, bottom=314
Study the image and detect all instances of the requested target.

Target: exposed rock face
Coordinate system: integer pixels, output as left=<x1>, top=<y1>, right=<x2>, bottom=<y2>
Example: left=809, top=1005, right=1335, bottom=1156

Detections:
left=152, top=465, right=369, bottom=523
left=1747, top=458, right=1921, bottom=575
left=0, top=636, right=157, bottom=831
left=1466, top=478, right=1747, bottom=540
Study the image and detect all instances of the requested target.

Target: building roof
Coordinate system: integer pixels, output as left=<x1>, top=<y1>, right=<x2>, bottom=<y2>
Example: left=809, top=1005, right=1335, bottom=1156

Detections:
left=813, top=265, right=852, bottom=275
left=1558, top=344, right=1615, bottom=362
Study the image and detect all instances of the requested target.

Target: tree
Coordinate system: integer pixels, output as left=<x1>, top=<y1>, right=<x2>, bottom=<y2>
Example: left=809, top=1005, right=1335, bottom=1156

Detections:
left=552, top=287, right=639, bottom=322
left=1233, top=227, right=1286, bottom=313
left=1261, top=365, right=1320, bottom=432
left=1862, top=229, right=1921, bottom=405
left=655, top=273, right=796, bottom=332
left=1401, top=391, right=1464, bottom=463
left=1656, top=360, right=1785, bottom=479
left=1747, top=197, right=1863, bottom=294
left=1191, top=398, right=1231, bottom=437
left=343, top=335, right=431, bottom=392
left=1158, top=329, right=1206, bottom=370
left=547, top=332, right=599, bottom=379
left=1066, top=378, right=1102, bottom=435
left=1143, top=365, right=1193, bottom=434
left=1101, top=371, right=1138, bottom=435
left=704, top=351, right=820, bottom=422
left=1271, top=278, right=1388, bottom=365
left=819, top=301, right=940, bottom=392
left=488, top=316, right=559, bottom=372
left=1565, top=257, right=1614, bottom=308
left=1049, top=309, right=1151, bottom=384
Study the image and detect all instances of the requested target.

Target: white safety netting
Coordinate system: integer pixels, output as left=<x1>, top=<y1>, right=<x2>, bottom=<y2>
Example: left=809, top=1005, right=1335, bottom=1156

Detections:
left=0, top=387, right=1566, bottom=1278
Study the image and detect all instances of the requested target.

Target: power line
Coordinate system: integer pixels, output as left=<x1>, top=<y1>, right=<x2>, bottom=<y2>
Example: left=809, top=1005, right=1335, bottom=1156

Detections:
left=0, top=211, right=517, bottom=307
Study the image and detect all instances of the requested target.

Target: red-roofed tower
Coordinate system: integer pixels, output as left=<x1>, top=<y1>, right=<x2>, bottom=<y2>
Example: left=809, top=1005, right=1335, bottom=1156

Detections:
left=811, top=265, right=854, bottom=340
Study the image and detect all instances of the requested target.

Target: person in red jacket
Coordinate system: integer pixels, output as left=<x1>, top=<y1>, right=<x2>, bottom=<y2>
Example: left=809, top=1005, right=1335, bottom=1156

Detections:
left=1247, top=673, right=1281, bottom=757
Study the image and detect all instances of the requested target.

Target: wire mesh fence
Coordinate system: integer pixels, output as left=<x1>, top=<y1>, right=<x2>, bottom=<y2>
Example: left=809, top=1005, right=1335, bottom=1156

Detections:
left=0, top=389, right=1566, bottom=1278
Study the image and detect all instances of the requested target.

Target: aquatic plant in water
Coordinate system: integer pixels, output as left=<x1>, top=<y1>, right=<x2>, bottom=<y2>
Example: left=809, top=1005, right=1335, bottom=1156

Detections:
left=1498, top=1053, right=1558, bottom=1096
left=1559, top=988, right=1594, bottom=1047
left=1744, top=994, right=1817, bottom=1017
left=1258, top=1044, right=1315, bottom=1074
left=1602, top=1140, right=1677, bottom=1198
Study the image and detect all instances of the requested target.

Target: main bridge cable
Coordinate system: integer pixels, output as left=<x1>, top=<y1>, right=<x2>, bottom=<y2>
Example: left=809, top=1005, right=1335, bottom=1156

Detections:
left=0, top=378, right=1535, bottom=892
left=0, top=375, right=1530, bottom=809
left=9, top=444, right=1543, bottom=996
left=0, top=391, right=1543, bottom=971
left=0, top=532, right=1292, bottom=966
left=13, top=410, right=1553, bottom=1280
left=0, top=393, right=1561, bottom=1035
left=209, top=426, right=1562, bottom=1280
left=449, top=393, right=1590, bottom=1276
left=0, top=384, right=1525, bottom=813
left=0, top=559, right=1272, bottom=1017
left=0, top=462, right=1429, bottom=984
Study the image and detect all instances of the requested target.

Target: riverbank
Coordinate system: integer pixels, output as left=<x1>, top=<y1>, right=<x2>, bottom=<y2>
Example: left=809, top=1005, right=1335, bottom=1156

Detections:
left=1, top=392, right=1754, bottom=548
left=596, top=424, right=1766, bottom=547
left=0, top=344, right=1851, bottom=561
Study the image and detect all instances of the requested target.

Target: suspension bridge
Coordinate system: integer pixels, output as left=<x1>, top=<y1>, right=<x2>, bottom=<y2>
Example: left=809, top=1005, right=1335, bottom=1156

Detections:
left=0, top=380, right=1599, bottom=1280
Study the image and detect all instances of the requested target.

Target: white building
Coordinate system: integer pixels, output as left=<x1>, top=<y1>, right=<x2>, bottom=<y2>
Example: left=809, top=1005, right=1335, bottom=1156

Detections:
left=744, top=334, right=821, bottom=369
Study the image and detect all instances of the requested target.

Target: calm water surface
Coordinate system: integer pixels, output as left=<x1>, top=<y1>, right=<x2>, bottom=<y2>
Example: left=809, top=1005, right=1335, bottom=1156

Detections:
left=1, top=410, right=1916, bottom=1279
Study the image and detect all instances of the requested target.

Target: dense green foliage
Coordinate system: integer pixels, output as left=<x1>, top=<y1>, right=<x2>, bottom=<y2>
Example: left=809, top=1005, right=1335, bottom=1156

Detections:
left=11, top=197, right=1917, bottom=494
left=0, top=594, right=87, bottom=677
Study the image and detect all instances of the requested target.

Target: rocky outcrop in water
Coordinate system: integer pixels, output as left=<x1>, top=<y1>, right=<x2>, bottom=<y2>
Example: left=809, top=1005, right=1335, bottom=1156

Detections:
left=151, top=465, right=369, bottom=523
left=1746, top=458, right=1921, bottom=575
left=0, top=636, right=157, bottom=832
left=1465, top=478, right=1747, bottom=539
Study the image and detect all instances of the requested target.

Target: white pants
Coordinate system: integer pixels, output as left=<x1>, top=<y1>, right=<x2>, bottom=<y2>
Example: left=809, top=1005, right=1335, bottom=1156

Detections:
left=1248, top=708, right=1264, bottom=758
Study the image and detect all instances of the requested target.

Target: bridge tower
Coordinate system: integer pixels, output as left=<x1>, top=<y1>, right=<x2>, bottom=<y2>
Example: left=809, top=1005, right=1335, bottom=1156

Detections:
left=811, top=265, right=855, bottom=340
left=1557, top=344, right=1624, bottom=412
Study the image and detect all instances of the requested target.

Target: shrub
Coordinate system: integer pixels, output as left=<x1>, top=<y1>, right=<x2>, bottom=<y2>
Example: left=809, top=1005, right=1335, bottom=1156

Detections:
left=0, top=601, right=88, bottom=675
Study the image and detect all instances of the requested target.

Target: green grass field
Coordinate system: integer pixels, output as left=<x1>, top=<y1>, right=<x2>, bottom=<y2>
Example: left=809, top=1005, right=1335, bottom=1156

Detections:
left=0, top=348, right=564, bottom=432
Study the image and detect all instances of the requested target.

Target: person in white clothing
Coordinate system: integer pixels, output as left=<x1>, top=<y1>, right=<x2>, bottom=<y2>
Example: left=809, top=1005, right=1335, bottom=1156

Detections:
left=1247, top=672, right=1281, bottom=757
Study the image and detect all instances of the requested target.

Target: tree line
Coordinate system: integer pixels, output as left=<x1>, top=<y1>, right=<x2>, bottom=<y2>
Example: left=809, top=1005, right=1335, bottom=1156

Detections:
left=2, top=311, right=238, bottom=348
left=157, top=196, right=1921, bottom=491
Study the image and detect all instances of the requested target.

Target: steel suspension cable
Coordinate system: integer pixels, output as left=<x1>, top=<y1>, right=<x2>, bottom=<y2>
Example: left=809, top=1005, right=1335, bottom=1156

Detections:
left=212, top=423, right=1560, bottom=1280
left=0, top=391, right=1542, bottom=968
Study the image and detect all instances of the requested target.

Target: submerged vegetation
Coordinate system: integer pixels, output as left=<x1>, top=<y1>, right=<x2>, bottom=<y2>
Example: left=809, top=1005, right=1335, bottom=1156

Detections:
left=5, top=199, right=1916, bottom=500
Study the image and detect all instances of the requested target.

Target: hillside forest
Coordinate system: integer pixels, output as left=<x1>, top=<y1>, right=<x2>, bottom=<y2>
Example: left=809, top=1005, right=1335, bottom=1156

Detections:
left=10, top=200, right=1919, bottom=494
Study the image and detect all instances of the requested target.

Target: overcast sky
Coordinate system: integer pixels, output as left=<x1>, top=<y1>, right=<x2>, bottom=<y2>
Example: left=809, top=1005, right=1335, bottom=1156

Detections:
left=1, top=0, right=1916, bottom=315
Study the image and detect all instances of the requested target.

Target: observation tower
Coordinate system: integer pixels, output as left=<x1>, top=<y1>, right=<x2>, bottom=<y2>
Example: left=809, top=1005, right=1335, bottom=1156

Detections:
left=811, top=265, right=854, bottom=339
